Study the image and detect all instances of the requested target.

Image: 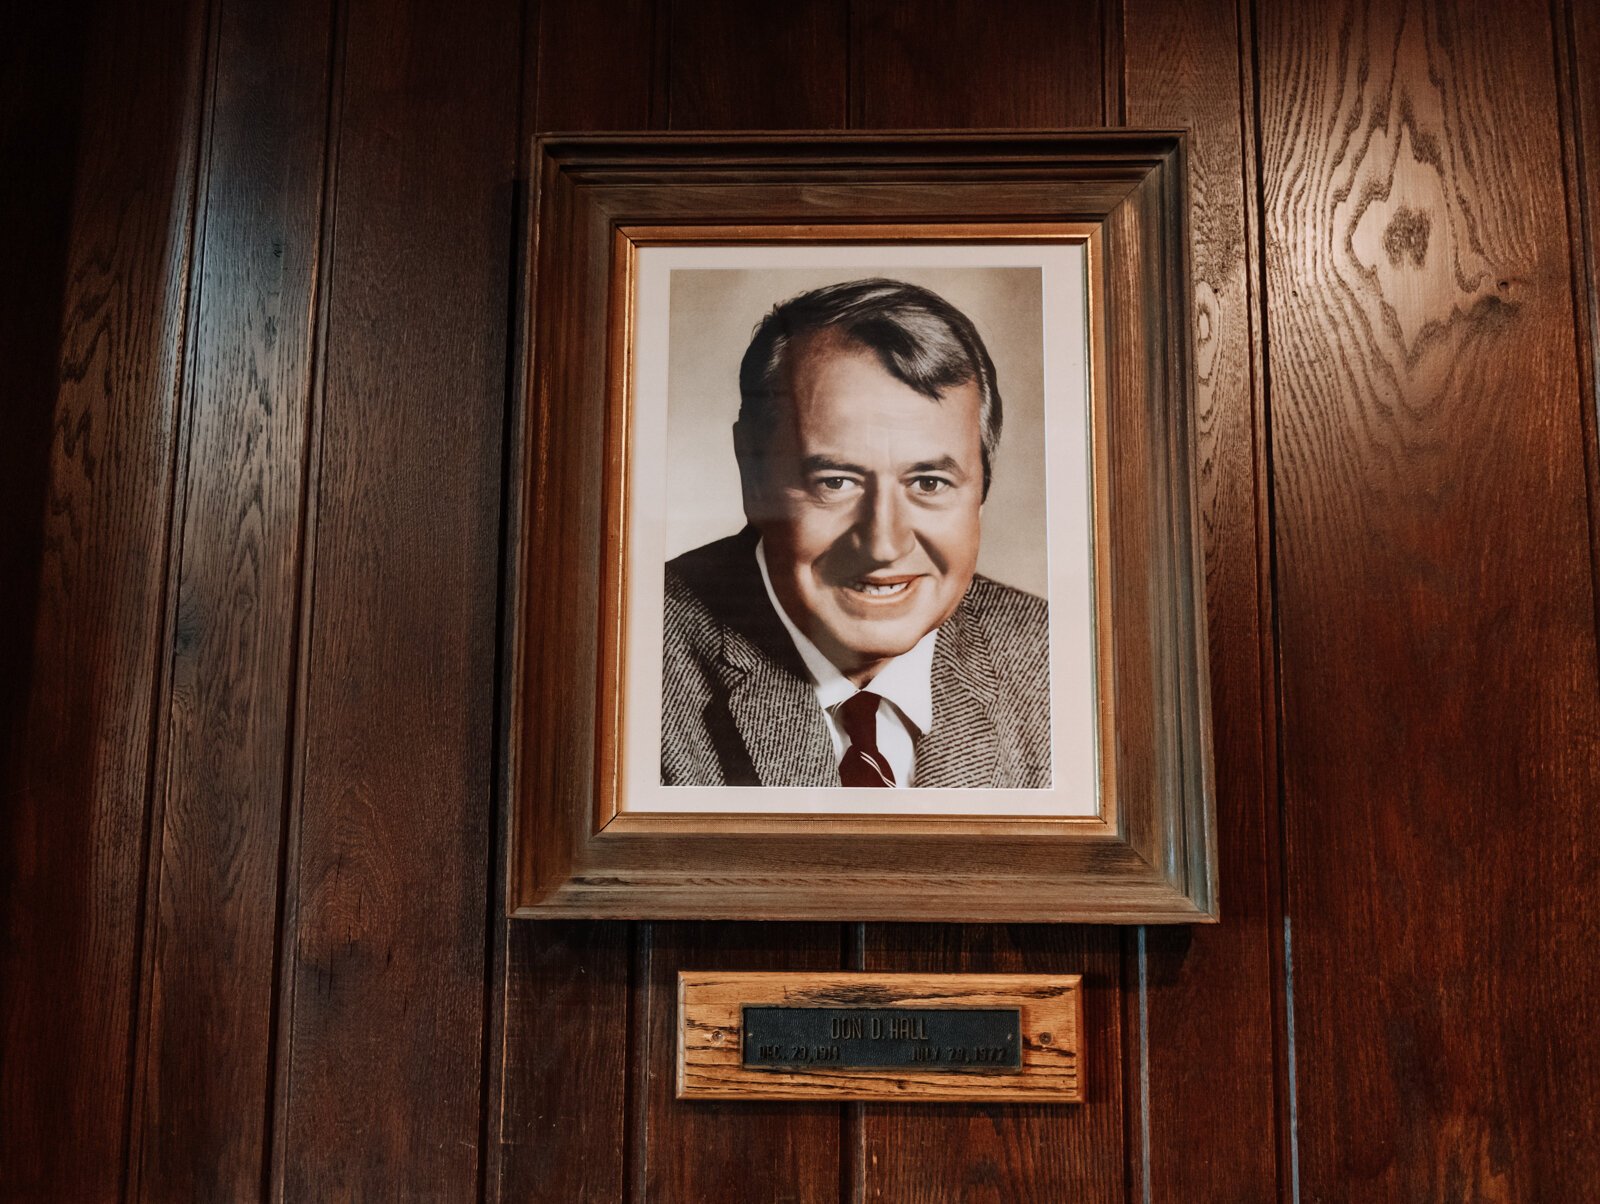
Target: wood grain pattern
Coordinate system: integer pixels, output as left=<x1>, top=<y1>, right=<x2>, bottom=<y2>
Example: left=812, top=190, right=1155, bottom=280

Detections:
left=641, top=928, right=843, bottom=1202
left=1571, top=0, right=1600, bottom=658
left=1259, top=0, right=1600, bottom=1196
left=0, top=0, right=208, bottom=1198
left=859, top=928, right=1124, bottom=1202
left=668, top=0, right=847, bottom=130
left=273, top=0, right=518, bottom=1196
left=14, top=2, right=1600, bottom=1199
left=1121, top=0, right=1285, bottom=1197
left=493, top=921, right=631, bottom=1203
left=534, top=0, right=663, bottom=133
left=679, top=972, right=1082, bottom=1102
left=853, top=0, right=1104, bottom=129
left=131, top=1, right=335, bottom=1197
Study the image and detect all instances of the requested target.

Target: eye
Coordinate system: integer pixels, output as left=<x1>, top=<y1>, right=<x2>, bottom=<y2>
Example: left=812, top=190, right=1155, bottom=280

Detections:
left=910, top=476, right=951, bottom=495
left=809, top=474, right=862, bottom=498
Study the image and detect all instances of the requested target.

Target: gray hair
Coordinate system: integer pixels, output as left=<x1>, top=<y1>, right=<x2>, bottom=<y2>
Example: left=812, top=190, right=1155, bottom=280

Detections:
left=736, top=278, right=1002, bottom=496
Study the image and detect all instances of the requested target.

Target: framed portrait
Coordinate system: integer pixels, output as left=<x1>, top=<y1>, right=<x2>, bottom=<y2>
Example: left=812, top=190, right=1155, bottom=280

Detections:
left=509, top=133, right=1216, bottom=922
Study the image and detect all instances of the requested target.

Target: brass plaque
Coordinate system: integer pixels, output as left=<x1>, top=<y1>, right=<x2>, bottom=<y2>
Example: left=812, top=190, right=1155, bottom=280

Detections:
left=678, top=971, right=1082, bottom=1102
left=742, top=1006, right=1022, bottom=1071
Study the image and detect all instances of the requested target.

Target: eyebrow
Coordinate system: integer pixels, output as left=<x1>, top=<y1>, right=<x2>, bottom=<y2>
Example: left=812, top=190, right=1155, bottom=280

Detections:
left=903, top=456, right=964, bottom=477
left=798, top=454, right=968, bottom=478
left=800, top=455, right=869, bottom=476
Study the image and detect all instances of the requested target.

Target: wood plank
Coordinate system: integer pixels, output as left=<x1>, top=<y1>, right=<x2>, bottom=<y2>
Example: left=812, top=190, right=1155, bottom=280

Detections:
left=1257, top=0, right=1600, bottom=1195
left=273, top=0, right=519, bottom=1196
left=641, top=926, right=843, bottom=1203
left=490, top=2, right=659, bottom=1201
left=1572, top=0, right=1600, bottom=642
left=679, top=972, right=1082, bottom=1102
left=0, top=0, right=208, bottom=1198
left=858, top=928, right=1123, bottom=1202
left=533, top=0, right=663, bottom=133
left=493, top=922, right=632, bottom=1202
left=668, top=0, right=847, bottom=130
left=854, top=0, right=1103, bottom=129
left=132, top=1, right=335, bottom=1198
left=1121, top=0, right=1284, bottom=1197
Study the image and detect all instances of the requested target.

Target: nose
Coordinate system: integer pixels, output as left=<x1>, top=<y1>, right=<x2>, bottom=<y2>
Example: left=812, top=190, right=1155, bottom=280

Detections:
left=859, top=481, right=913, bottom=565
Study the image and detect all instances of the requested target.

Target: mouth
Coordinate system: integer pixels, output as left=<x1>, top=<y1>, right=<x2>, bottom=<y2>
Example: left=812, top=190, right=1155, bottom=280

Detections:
left=843, top=575, right=921, bottom=599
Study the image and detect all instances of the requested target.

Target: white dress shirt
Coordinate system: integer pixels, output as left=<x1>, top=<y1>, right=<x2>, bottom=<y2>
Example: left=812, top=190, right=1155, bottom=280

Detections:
left=756, top=541, right=936, bottom=787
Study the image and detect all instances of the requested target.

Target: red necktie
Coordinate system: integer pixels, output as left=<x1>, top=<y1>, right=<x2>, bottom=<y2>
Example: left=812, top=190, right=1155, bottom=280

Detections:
left=837, top=690, right=895, bottom=787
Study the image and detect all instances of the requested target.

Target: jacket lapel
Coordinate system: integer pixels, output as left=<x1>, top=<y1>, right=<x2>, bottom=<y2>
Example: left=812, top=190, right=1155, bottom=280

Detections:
left=708, top=531, right=838, bottom=788
left=720, top=643, right=838, bottom=787
left=913, top=597, right=1002, bottom=789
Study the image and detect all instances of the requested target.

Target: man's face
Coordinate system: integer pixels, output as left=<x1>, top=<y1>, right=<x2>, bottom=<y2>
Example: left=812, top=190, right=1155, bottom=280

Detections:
left=740, top=330, right=985, bottom=685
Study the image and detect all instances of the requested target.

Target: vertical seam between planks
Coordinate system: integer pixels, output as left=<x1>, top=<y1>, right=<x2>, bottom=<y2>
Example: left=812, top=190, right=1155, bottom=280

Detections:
left=841, top=922, right=865, bottom=1204
left=1235, top=0, right=1298, bottom=1199
left=847, top=0, right=865, bottom=129
left=623, top=924, right=652, bottom=1204
left=123, top=0, right=220, bottom=1196
left=1102, top=0, right=1125, bottom=127
left=1550, top=0, right=1600, bottom=701
left=1119, top=927, right=1148, bottom=1204
left=476, top=1, right=536, bottom=1200
left=1282, top=916, right=1301, bottom=1202
left=1138, top=928, right=1150, bottom=1204
left=264, top=0, right=349, bottom=1196
left=654, top=0, right=673, bottom=130
left=841, top=0, right=853, bottom=132
left=1235, top=0, right=1299, bottom=1197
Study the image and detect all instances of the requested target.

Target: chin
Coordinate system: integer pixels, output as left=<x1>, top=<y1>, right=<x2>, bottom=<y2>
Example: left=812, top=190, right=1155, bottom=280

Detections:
left=827, top=615, right=935, bottom=663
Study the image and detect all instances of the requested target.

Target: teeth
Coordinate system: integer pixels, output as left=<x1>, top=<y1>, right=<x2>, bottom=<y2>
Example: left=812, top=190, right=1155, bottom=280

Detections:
left=852, top=580, right=910, bottom=596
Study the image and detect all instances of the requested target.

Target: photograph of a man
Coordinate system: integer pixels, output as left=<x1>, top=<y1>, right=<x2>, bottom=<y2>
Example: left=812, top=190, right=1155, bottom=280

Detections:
left=661, top=278, right=1051, bottom=789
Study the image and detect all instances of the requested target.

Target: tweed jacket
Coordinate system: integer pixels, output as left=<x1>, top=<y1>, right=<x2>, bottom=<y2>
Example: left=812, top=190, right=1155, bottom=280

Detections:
left=660, top=528, right=1052, bottom=788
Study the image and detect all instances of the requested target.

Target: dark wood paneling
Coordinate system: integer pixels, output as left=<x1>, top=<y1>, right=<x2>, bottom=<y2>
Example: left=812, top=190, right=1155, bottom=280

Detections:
left=132, top=1, right=335, bottom=1198
left=0, top=0, right=208, bottom=1198
left=492, top=922, right=631, bottom=1203
left=274, top=0, right=518, bottom=1195
left=1122, top=0, right=1284, bottom=1197
left=13, top=2, right=1600, bottom=1199
left=1259, top=0, right=1600, bottom=1197
left=534, top=0, right=664, bottom=133
left=1572, top=0, right=1600, bottom=646
left=854, top=0, right=1104, bottom=129
left=668, top=0, right=848, bottom=130
left=860, top=927, right=1125, bottom=1202
left=641, top=926, right=843, bottom=1202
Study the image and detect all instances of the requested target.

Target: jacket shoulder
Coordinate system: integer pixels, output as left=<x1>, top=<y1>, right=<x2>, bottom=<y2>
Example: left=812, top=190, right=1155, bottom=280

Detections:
left=664, top=530, right=759, bottom=648
left=962, top=575, right=1050, bottom=662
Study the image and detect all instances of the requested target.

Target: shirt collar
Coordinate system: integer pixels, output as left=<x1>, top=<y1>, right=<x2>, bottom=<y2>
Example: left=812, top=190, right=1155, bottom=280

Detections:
left=755, top=539, right=936, bottom=734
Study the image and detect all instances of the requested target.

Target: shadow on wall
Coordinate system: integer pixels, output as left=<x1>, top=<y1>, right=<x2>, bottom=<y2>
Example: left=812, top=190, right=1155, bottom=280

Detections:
left=0, top=5, right=88, bottom=769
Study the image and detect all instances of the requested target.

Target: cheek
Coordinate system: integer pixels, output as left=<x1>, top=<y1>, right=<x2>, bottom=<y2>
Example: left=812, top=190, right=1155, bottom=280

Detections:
left=780, top=501, right=856, bottom=560
left=918, top=503, right=984, bottom=570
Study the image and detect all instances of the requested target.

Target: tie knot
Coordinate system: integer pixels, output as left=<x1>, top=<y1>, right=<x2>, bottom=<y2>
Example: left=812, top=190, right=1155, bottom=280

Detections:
left=838, top=690, right=881, bottom=746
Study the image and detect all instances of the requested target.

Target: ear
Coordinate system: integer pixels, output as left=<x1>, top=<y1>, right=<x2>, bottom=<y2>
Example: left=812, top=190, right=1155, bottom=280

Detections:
left=732, top=420, right=767, bottom=524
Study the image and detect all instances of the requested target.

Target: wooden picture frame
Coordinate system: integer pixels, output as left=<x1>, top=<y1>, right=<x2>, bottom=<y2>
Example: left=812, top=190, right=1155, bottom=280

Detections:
left=508, top=132, right=1215, bottom=922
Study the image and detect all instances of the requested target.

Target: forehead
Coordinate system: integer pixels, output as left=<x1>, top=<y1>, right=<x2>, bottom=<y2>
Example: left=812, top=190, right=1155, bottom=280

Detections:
left=776, top=332, right=982, bottom=453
